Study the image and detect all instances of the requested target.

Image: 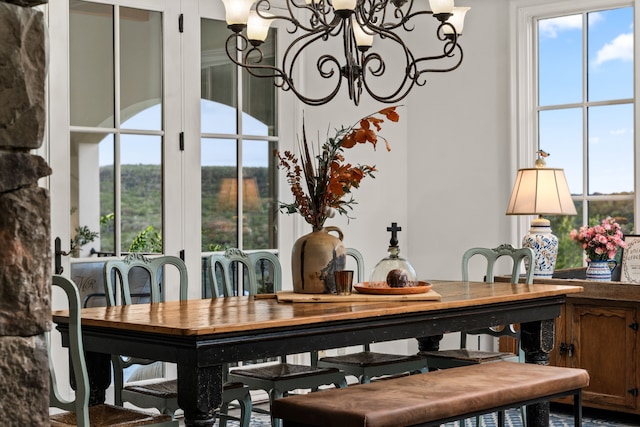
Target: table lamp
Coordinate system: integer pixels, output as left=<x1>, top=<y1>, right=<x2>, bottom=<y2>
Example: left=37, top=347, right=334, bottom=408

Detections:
left=506, top=163, right=577, bottom=278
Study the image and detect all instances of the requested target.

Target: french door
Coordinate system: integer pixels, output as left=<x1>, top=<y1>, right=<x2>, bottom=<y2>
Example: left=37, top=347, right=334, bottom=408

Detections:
left=48, top=0, right=199, bottom=298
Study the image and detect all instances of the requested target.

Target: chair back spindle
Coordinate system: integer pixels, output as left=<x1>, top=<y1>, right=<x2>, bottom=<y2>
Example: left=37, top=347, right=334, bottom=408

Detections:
left=462, top=244, right=534, bottom=285
left=104, top=253, right=188, bottom=305
left=346, top=247, right=365, bottom=283
left=208, top=249, right=282, bottom=297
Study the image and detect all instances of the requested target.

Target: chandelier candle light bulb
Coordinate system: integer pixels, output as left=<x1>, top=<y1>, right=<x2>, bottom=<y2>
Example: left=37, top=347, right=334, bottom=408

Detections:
left=352, top=19, right=374, bottom=50
left=429, top=0, right=455, bottom=15
left=333, top=0, right=358, bottom=12
left=442, top=7, right=470, bottom=35
left=247, top=10, right=272, bottom=44
left=221, top=0, right=255, bottom=29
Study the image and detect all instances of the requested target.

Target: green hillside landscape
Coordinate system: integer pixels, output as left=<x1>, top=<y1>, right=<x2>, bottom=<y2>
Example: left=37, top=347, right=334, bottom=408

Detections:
left=98, top=164, right=274, bottom=253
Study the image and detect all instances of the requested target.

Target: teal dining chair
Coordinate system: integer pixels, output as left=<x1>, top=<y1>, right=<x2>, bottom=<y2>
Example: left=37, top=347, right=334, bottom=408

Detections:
left=208, top=248, right=348, bottom=427
left=207, top=248, right=281, bottom=297
left=49, top=274, right=176, bottom=427
left=314, top=248, right=429, bottom=384
left=103, top=254, right=252, bottom=427
left=420, top=243, right=534, bottom=426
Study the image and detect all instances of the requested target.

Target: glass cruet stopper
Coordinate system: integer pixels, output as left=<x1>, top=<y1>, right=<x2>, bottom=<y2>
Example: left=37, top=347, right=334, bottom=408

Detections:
left=369, top=222, right=417, bottom=287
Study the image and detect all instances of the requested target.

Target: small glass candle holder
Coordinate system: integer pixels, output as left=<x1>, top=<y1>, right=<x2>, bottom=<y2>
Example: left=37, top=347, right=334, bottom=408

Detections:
left=334, top=270, right=354, bottom=295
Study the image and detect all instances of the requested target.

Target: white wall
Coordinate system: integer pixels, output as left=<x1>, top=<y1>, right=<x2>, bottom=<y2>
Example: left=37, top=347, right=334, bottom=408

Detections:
left=407, top=0, right=515, bottom=283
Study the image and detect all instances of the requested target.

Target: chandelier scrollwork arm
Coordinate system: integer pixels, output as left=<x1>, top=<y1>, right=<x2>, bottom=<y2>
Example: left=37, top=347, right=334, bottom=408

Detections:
left=412, top=23, right=464, bottom=76
left=359, top=24, right=417, bottom=103
left=221, top=0, right=470, bottom=105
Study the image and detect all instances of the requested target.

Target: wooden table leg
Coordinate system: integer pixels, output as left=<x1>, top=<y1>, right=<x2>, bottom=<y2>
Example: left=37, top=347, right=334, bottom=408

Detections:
left=177, top=362, right=223, bottom=427
left=82, top=351, right=111, bottom=406
left=416, top=335, right=443, bottom=352
left=521, top=319, right=556, bottom=427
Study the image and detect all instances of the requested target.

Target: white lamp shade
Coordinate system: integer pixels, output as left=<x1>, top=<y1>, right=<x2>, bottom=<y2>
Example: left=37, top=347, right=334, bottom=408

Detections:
left=443, top=7, right=470, bottom=35
left=333, top=0, right=357, bottom=11
left=429, top=0, right=455, bottom=14
left=506, top=168, right=577, bottom=216
left=352, top=18, right=374, bottom=47
left=247, top=11, right=273, bottom=42
left=221, top=0, right=256, bottom=25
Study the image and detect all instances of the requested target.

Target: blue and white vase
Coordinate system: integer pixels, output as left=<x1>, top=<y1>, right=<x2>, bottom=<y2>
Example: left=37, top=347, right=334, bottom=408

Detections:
left=522, top=219, right=558, bottom=278
left=586, top=260, right=617, bottom=282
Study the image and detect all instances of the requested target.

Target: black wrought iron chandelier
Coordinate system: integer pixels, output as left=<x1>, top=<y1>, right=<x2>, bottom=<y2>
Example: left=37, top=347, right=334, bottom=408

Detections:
left=221, top=0, right=470, bottom=106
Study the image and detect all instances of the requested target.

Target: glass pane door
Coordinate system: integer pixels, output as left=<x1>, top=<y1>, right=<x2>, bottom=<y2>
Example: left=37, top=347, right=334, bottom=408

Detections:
left=69, top=1, right=164, bottom=259
left=200, top=18, right=279, bottom=253
left=199, top=13, right=279, bottom=298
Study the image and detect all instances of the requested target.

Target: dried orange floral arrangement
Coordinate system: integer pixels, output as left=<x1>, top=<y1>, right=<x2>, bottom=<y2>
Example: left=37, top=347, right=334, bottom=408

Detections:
left=276, top=106, right=399, bottom=231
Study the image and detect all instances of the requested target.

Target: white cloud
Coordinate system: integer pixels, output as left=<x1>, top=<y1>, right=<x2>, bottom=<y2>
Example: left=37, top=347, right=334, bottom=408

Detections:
left=610, top=128, right=627, bottom=136
left=587, top=12, right=604, bottom=27
left=589, top=136, right=601, bottom=145
left=594, top=33, right=633, bottom=66
left=539, top=15, right=582, bottom=38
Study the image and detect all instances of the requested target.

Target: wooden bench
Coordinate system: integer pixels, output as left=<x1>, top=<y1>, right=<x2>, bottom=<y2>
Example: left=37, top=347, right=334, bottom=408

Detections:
left=271, top=361, right=589, bottom=427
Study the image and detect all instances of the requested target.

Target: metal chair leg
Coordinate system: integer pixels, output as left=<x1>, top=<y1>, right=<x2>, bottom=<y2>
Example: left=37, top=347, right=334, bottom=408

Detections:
left=574, top=389, right=583, bottom=427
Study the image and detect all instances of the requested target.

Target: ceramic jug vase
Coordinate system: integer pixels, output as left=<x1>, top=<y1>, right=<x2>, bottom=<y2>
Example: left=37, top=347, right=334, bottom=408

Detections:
left=291, top=226, right=346, bottom=293
left=586, top=259, right=617, bottom=282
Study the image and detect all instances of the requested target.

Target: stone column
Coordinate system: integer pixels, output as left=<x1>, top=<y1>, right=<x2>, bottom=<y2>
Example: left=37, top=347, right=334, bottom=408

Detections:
left=0, top=1, right=51, bottom=425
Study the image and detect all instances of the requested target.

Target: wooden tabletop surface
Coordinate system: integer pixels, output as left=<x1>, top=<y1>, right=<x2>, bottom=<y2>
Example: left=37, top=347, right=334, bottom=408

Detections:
left=52, top=280, right=583, bottom=337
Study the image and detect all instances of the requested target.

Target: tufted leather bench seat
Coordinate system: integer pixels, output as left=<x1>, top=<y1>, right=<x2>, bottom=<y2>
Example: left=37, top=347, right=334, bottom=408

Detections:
left=271, top=361, right=589, bottom=427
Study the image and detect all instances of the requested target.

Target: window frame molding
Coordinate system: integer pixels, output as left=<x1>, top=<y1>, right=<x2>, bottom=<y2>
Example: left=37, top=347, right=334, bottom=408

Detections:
left=509, top=0, right=639, bottom=242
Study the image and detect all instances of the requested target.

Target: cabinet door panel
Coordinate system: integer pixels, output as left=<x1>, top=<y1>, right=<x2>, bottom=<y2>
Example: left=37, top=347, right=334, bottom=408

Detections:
left=572, top=305, right=637, bottom=409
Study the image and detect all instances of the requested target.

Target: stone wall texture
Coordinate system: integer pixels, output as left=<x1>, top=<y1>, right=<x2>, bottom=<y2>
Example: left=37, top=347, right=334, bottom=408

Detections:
left=0, top=2, right=47, bottom=149
left=0, top=335, right=49, bottom=426
left=0, top=152, right=51, bottom=193
left=0, top=187, right=51, bottom=336
left=0, top=1, right=51, bottom=425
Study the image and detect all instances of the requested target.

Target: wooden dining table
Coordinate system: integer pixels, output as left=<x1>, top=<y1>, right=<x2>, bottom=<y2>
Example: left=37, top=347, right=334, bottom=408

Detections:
left=52, top=280, right=583, bottom=427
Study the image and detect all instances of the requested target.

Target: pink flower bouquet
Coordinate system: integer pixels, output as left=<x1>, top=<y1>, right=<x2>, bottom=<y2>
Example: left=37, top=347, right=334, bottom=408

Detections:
left=569, top=216, right=627, bottom=262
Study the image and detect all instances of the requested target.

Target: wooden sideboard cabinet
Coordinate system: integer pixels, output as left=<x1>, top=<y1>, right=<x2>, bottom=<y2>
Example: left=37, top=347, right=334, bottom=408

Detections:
left=498, top=272, right=640, bottom=415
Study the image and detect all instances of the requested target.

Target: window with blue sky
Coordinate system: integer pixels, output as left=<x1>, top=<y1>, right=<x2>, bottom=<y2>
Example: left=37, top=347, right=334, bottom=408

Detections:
left=537, top=6, right=634, bottom=269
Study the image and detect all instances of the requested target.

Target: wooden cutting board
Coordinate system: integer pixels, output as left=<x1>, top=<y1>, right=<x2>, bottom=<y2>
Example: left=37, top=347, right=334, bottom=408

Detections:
left=276, top=290, right=441, bottom=303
